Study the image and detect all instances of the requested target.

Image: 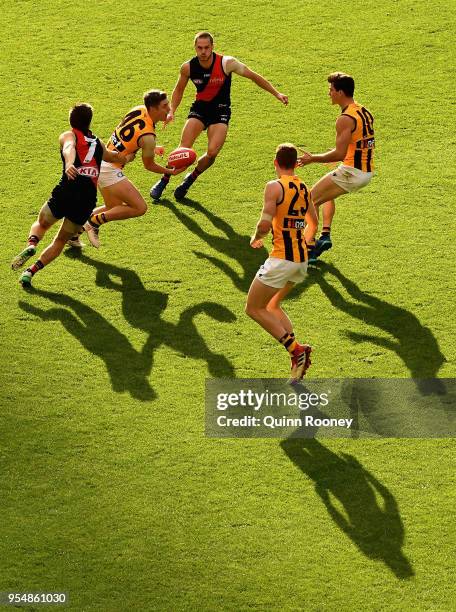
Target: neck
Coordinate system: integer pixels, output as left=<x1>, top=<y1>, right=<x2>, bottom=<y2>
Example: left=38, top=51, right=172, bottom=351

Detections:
left=277, top=168, right=295, bottom=177
left=340, top=97, right=354, bottom=110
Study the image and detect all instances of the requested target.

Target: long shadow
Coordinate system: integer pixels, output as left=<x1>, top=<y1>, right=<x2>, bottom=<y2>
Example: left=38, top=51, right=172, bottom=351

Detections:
left=161, top=197, right=267, bottom=292
left=280, top=436, right=414, bottom=579
left=19, top=288, right=158, bottom=401
left=19, top=257, right=236, bottom=400
left=81, top=253, right=236, bottom=378
left=297, top=262, right=446, bottom=393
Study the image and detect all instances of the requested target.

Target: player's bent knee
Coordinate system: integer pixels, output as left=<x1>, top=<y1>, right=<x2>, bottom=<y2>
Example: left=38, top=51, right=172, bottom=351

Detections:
left=133, top=203, right=147, bottom=217
left=129, top=199, right=147, bottom=217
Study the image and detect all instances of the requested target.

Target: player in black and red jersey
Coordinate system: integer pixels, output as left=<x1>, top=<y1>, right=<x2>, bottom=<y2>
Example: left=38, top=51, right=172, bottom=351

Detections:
left=11, top=103, right=129, bottom=287
left=150, top=31, right=288, bottom=202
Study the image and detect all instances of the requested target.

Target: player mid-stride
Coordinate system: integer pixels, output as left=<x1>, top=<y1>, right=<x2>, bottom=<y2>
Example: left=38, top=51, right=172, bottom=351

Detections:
left=246, top=143, right=317, bottom=381
left=11, top=103, right=130, bottom=287
left=150, top=31, right=288, bottom=202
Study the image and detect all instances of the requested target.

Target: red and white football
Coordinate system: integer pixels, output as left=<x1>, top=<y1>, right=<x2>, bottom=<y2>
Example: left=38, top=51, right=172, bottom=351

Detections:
left=167, top=147, right=197, bottom=169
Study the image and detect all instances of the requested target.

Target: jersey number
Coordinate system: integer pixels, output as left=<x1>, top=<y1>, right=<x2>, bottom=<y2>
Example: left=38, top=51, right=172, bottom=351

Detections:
left=287, top=182, right=308, bottom=216
left=83, top=138, right=97, bottom=163
left=118, top=109, right=146, bottom=142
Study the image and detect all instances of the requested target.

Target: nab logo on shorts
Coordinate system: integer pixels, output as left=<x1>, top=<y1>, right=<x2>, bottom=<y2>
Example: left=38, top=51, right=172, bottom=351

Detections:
left=77, top=166, right=99, bottom=178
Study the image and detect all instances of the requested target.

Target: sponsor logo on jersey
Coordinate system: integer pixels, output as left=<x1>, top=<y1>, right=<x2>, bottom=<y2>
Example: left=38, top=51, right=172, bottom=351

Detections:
left=209, top=77, right=224, bottom=85
left=287, top=219, right=306, bottom=230
left=77, top=166, right=99, bottom=177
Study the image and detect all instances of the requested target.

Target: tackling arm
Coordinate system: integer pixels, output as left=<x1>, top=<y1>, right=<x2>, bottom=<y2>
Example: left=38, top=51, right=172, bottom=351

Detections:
left=100, top=140, right=133, bottom=165
left=250, top=181, right=281, bottom=248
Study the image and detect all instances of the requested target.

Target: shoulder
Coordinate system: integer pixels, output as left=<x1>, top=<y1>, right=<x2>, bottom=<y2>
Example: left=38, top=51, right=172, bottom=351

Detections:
left=181, top=60, right=191, bottom=74
left=59, top=130, right=76, bottom=145
left=265, top=179, right=283, bottom=199
left=223, top=55, right=245, bottom=75
left=336, top=114, right=356, bottom=130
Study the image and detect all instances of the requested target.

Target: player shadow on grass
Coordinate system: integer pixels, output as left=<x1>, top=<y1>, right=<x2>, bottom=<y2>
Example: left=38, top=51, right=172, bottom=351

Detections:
left=18, top=256, right=236, bottom=401
left=294, top=261, right=447, bottom=395
left=161, top=197, right=267, bottom=292
left=280, top=436, right=415, bottom=580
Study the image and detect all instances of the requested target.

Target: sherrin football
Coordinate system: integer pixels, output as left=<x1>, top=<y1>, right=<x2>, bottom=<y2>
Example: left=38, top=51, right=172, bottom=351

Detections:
left=167, top=147, right=197, bottom=169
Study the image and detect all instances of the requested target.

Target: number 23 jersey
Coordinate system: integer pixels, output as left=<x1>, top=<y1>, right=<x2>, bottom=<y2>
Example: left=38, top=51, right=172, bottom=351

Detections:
left=270, top=175, right=312, bottom=263
left=106, top=105, right=156, bottom=167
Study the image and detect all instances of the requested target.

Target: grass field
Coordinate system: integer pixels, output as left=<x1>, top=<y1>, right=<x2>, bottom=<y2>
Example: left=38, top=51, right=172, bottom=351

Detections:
left=1, top=0, right=455, bottom=610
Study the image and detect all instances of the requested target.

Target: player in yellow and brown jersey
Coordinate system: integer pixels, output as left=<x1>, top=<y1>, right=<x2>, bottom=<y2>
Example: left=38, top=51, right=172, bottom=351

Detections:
left=84, top=90, right=185, bottom=248
left=298, top=72, right=375, bottom=262
left=246, top=144, right=318, bottom=381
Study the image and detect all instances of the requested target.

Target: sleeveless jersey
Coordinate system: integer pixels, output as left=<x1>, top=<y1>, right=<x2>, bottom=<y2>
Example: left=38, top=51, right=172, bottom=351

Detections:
left=341, top=102, right=375, bottom=172
left=190, top=53, right=232, bottom=105
left=270, top=176, right=312, bottom=263
left=107, top=105, right=156, bottom=167
left=60, top=128, right=103, bottom=190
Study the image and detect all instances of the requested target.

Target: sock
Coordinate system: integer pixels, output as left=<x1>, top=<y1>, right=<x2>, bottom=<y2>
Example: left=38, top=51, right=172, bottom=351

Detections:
left=162, top=174, right=171, bottom=184
left=27, top=235, right=40, bottom=247
left=189, top=167, right=201, bottom=182
left=321, top=226, right=331, bottom=236
left=89, top=212, right=107, bottom=228
left=279, top=332, right=298, bottom=354
left=27, top=260, right=45, bottom=276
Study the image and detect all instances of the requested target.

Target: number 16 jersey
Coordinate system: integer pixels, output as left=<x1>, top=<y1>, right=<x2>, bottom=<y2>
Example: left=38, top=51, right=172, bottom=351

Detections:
left=106, top=105, right=156, bottom=168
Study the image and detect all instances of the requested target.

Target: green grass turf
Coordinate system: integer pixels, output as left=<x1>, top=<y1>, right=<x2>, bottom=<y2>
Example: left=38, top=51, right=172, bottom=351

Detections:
left=1, top=0, right=455, bottom=609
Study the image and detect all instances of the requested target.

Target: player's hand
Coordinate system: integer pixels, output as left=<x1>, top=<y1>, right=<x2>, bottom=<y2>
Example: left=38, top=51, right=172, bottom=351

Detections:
left=297, top=152, right=313, bottom=166
left=276, top=92, right=288, bottom=105
left=167, top=165, right=187, bottom=176
left=164, top=110, right=174, bottom=128
left=155, top=146, right=165, bottom=157
left=65, top=164, right=78, bottom=180
left=250, top=236, right=264, bottom=248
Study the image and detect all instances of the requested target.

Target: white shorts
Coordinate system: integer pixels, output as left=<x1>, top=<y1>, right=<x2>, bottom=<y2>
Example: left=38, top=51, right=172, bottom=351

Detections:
left=327, top=164, right=373, bottom=193
left=255, top=257, right=308, bottom=289
left=98, top=161, right=126, bottom=189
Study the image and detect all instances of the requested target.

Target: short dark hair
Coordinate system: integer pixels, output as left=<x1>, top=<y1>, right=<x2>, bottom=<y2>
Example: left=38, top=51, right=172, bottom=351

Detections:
left=275, top=143, right=297, bottom=169
left=143, top=90, right=167, bottom=109
left=194, top=31, right=214, bottom=45
left=327, top=72, right=355, bottom=97
left=69, top=103, right=93, bottom=132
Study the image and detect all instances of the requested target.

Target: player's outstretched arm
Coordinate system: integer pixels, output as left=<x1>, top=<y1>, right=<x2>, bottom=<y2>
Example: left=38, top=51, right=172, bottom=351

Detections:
left=59, top=131, right=78, bottom=180
left=250, top=181, right=281, bottom=248
left=298, top=115, right=353, bottom=165
left=226, top=57, right=288, bottom=105
left=165, top=63, right=190, bottom=126
left=140, top=134, right=185, bottom=175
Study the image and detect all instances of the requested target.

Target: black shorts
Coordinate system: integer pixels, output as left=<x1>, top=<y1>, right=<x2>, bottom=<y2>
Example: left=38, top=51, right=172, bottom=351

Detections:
left=187, top=101, right=231, bottom=129
left=46, top=181, right=97, bottom=226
